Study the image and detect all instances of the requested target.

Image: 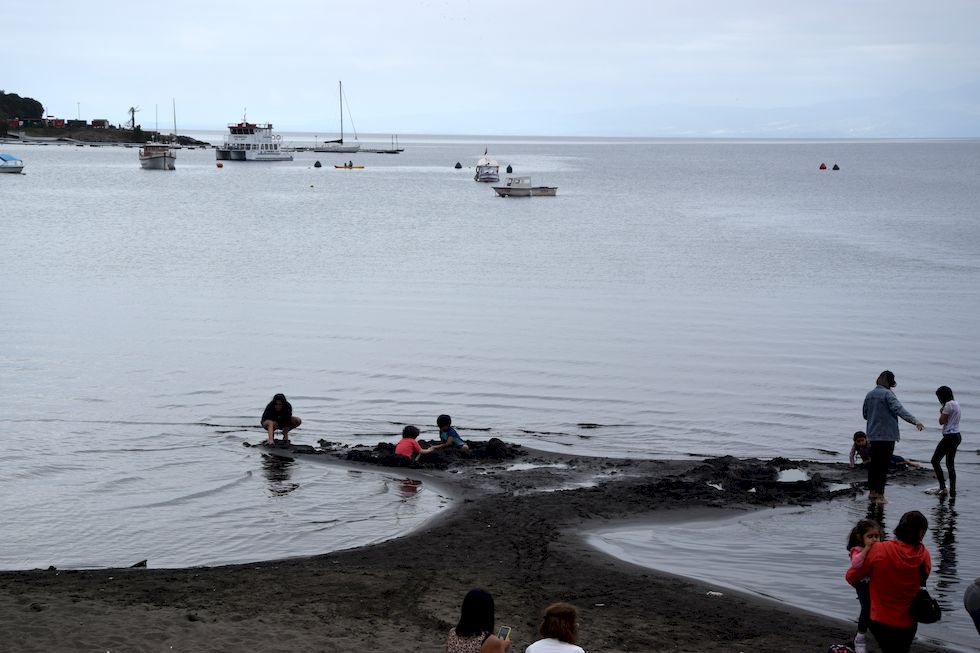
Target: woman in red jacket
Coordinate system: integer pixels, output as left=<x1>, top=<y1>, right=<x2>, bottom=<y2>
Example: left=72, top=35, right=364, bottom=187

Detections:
left=846, top=510, right=932, bottom=653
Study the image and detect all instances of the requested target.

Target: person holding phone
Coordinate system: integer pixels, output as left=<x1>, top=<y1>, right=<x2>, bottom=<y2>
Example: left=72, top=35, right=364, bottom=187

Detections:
left=525, top=602, right=585, bottom=653
left=447, top=588, right=510, bottom=653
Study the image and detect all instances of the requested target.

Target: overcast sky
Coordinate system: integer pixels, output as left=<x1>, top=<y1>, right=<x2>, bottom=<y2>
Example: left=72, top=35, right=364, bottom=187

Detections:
left=7, top=1, right=980, bottom=137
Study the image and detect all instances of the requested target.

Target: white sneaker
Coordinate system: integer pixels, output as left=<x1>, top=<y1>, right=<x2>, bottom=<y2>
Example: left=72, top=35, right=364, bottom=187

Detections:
left=854, top=632, right=867, bottom=653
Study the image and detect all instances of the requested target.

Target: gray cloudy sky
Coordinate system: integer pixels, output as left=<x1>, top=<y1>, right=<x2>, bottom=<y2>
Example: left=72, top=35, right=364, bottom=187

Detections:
left=8, top=1, right=980, bottom=137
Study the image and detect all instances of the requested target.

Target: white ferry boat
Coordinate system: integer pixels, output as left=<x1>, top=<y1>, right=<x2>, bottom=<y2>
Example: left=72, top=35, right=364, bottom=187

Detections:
left=215, top=121, right=293, bottom=161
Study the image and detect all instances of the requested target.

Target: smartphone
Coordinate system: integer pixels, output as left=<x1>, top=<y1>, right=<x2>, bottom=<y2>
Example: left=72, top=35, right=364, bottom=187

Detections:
left=496, top=625, right=511, bottom=640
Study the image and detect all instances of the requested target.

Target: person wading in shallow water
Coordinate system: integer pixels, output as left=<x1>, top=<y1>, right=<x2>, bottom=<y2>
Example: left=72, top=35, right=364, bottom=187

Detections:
left=932, top=385, right=962, bottom=498
left=862, top=371, right=923, bottom=505
left=261, top=393, right=302, bottom=445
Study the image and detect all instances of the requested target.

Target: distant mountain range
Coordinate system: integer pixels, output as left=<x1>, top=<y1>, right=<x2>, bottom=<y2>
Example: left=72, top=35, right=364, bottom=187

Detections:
left=390, top=81, right=980, bottom=138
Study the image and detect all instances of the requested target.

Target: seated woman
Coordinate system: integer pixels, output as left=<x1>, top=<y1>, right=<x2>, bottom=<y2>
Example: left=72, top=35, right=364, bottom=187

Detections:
left=526, top=603, right=585, bottom=653
left=447, top=588, right=509, bottom=653
left=261, top=393, right=302, bottom=445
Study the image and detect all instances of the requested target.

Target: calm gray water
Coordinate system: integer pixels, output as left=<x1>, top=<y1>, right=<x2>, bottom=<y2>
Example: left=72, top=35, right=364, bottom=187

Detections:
left=2, top=135, right=978, bottom=645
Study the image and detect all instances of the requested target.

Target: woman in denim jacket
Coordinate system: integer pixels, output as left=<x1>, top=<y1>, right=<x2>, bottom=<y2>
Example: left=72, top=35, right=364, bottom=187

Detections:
left=863, top=371, right=923, bottom=504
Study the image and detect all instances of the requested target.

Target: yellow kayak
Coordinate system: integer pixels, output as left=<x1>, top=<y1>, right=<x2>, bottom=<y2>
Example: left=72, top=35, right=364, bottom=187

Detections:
left=335, top=165, right=364, bottom=169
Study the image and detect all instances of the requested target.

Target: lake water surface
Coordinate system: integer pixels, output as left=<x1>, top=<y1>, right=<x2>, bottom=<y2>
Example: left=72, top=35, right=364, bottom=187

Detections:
left=2, top=135, right=978, bottom=647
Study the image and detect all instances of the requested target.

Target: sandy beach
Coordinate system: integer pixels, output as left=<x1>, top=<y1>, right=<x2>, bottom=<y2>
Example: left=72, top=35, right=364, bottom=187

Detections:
left=0, top=440, right=948, bottom=653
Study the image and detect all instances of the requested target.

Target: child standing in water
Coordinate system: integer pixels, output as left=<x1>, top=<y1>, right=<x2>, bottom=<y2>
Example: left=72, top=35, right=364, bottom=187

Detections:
left=933, top=385, right=962, bottom=498
left=847, top=518, right=881, bottom=653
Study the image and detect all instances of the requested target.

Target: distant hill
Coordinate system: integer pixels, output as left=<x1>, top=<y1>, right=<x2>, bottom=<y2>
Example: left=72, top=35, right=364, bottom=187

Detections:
left=0, top=91, right=43, bottom=121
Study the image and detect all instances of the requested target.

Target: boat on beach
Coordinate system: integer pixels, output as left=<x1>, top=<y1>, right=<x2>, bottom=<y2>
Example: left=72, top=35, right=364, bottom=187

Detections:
left=315, top=81, right=360, bottom=153
left=492, top=176, right=558, bottom=197
left=0, top=153, right=24, bottom=173
left=139, top=142, right=176, bottom=170
left=215, top=120, right=293, bottom=161
left=474, top=149, right=499, bottom=182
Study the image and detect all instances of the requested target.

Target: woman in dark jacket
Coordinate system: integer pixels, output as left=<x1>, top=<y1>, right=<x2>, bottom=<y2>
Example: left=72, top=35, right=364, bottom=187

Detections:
left=261, top=393, right=301, bottom=445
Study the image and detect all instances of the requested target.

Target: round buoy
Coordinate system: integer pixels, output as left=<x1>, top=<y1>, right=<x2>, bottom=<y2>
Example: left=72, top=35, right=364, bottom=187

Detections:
left=506, top=164, right=513, bottom=173
left=832, top=163, right=840, bottom=171
left=454, top=162, right=462, bottom=169
left=314, top=160, right=322, bottom=168
left=819, top=162, right=827, bottom=170
left=216, top=162, right=223, bottom=168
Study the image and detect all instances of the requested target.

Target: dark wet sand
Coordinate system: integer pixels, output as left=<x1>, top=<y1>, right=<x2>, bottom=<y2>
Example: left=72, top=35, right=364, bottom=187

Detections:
left=0, top=441, right=947, bottom=652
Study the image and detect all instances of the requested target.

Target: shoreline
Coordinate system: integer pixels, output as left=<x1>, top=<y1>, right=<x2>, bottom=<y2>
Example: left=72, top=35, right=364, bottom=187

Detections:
left=0, top=442, right=948, bottom=652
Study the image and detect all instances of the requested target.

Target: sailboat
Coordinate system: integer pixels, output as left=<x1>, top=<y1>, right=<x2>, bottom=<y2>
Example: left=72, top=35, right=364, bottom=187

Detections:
left=314, top=81, right=360, bottom=153
left=139, top=99, right=177, bottom=170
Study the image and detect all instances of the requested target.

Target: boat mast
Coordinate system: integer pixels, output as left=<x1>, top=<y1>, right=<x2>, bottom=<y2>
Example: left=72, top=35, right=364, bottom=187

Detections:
left=339, top=81, right=344, bottom=143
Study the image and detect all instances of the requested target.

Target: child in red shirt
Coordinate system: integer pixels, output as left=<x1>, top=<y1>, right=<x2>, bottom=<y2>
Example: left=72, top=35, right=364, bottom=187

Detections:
left=395, top=425, right=433, bottom=459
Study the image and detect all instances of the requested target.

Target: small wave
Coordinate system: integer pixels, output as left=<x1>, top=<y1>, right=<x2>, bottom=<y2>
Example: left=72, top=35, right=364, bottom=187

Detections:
left=122, top=473, right=254, bottom=510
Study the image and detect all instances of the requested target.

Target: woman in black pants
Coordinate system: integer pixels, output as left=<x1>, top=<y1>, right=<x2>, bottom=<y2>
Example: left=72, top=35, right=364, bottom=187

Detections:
left=932, top=385, right=962, bottom=498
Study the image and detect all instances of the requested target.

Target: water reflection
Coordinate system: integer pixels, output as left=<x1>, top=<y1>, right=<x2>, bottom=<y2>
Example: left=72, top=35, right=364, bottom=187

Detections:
left=866, top=497, right=960, bottom=609
left=397, top=478, right=423, bottom=497
left=932, top=497, right=958, bottom=605
left=261, top=454, right=299, bottom=496
left=866, top=501, right=887, bottom=536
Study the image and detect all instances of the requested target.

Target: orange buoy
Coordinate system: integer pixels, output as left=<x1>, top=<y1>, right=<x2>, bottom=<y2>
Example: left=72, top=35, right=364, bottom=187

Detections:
left=216, top=162, right=224, bottom=168
left=819, top=162, right=827, bottom=170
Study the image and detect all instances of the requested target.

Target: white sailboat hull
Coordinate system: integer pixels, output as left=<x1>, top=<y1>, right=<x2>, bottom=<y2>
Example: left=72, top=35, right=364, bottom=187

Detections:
left=313, top=143, right=360, bottom=153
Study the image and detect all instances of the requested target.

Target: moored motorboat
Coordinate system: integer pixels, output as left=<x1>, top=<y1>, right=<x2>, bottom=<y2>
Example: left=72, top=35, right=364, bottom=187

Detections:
left=492, top=176, right=558, bottom=197
left=216, top=120, right=293, bottom=161
left=0, top=153, right=24, bottom=173
left=139, top=142, right=176, bottom=170
left=474, top=149, right=499, bottom=182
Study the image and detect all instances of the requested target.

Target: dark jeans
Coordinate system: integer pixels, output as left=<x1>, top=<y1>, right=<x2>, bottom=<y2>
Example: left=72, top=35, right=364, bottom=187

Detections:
left=931, top=433, right=962, bottom=491
left=868, top=441, right=895, bottom=494
left=869, top=620, right=917, bottom=653
left=856, top=581, right=871, bottom=631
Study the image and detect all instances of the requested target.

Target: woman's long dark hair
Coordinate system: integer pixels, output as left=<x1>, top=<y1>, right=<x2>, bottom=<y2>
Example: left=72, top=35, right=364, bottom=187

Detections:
left=936, top=386, right=955, bottom=405
left=876, top=370, right=896, bottom=388
left=893, top=510, right=928, bottom=546
left=265, top=393, right=292, bottom=417
left=454, top=588, right=495, bottom=637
